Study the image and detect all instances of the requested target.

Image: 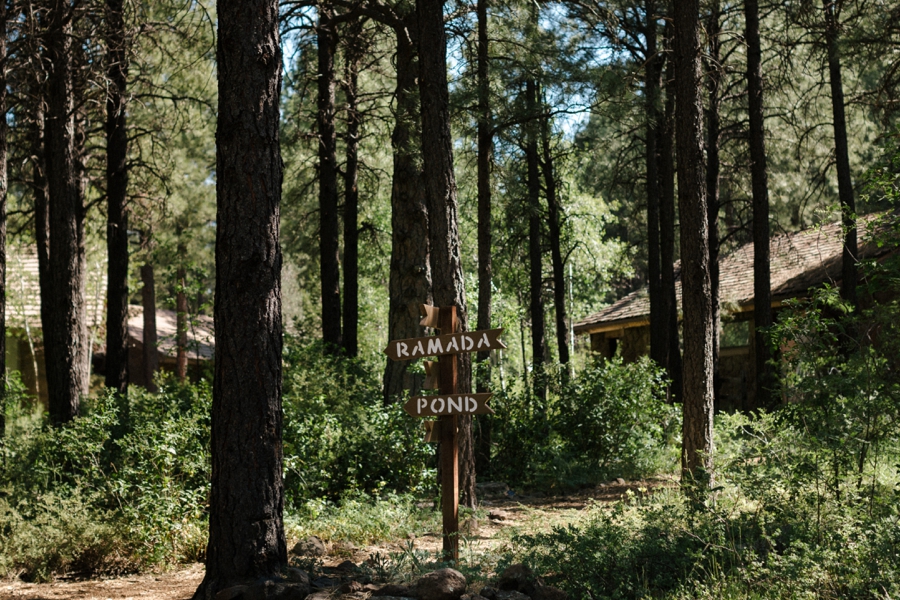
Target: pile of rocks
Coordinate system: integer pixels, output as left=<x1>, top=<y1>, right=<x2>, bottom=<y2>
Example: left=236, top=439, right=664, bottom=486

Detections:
left=368, top=564, right=566, bottom=600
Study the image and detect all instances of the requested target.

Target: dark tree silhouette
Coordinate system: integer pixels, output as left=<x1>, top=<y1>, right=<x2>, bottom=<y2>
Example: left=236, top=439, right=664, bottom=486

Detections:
left=193, top=0, right=287, bottom=595
left=673, top=0, right=714, bottom=482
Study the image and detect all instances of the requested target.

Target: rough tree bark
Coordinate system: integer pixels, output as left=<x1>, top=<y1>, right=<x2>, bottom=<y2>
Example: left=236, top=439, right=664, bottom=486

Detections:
left=141, top=263, right=159, bottom=392
left=318, top=0, right=342, bottom=351
left=0, top=0, right=7, bottom=437
left=746, top=0, right=774, bottom=408
left=45, top=0, right=89, bottom=425
left=645, top=0, right=665, bottom=371
left=673, top=0, right=714, bottom=483
left=525, top=79, right=546, bottom=400
left=105, top=0, right=129, bottom=395
left=192, top=0, right=287, bottom=595
left=417, top=0, right=476, bottom=507
left=823, top=0, right=857, bottom=310
left=659, top=23, right=682, bottom=400
left=176, top=259, right=188, bottom=382
left=706, top=2, right=722, bottom=406
left=342, top=19, right=364, bottom=359
left=382, top=15, right=431, bottom=404
left=541, top=118, right=569, bottom=368
left=474, top=0, right=493, bottom=476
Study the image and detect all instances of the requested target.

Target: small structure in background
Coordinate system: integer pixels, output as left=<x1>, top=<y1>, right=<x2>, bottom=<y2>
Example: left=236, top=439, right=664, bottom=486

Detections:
left=574, top=215, right=895, bottom=411
left=4, top=247, right=214, bottom=405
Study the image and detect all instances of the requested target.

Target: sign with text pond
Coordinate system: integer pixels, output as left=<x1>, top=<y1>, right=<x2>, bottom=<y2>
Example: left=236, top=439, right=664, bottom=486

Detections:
left=403, top=393, right=494, bottom=417
left=383, top=328, right=506, bottom=361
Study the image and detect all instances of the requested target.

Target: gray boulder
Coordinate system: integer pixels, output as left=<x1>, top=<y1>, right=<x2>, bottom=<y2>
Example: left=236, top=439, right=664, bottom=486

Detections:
left=412, top=568, right=468, bottom=600
left=291, top=536, right=327, bottom=557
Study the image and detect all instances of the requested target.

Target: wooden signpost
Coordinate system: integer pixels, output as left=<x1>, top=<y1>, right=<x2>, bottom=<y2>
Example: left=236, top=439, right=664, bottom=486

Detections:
left=384, top=303, right=505, bottom=562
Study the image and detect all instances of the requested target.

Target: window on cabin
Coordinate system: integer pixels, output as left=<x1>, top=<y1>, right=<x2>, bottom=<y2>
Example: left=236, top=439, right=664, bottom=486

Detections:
left=721, top=319, right=750, bottom=348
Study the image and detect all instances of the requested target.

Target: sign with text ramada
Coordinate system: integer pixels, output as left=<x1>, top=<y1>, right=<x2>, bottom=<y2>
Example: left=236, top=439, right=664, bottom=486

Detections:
left=383, top=328, right=506, bottom=361
left=403, top=393, right=494, bottom=417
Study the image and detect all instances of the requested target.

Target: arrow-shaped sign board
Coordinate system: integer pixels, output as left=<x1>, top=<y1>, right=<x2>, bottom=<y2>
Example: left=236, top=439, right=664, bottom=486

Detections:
left=404, top=393, right=494, bottom=418
left=384, top=328, right=506, bottom=362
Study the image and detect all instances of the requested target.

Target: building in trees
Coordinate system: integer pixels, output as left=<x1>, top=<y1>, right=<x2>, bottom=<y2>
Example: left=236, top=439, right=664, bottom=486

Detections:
left=574, top=215, right=894, bottom=411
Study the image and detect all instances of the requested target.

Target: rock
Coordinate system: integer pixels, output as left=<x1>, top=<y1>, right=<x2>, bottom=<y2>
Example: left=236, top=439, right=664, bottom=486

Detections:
left=370, top=597, right=417, bottom=600
left=283, top=568, right=309, bottom=586
left=615, top=478, right=625, bottom=485
left=216, top=586, right=250, bottom=600
left=332, top=541, right=358, bottom=556
left=476, top=482, right=510, bottom=498
left=291, top=536, right=327, bottom=557
left=494, top=591, right=530, bottom=600
left=306, top=593, right=333, bottom=600
left=334, top=560, right=358, bottom=573
left=412, top=568, right=468, bottom=600
left=375, top=584, right=412, bottom=597
left=311, top=577, right=339, bottom=590
left=488, top=510, right=509, bottom=522
left=498, top=564, right=539, bottom=596
left=531, top=585, right=567, bottom=600
left=460, top=594, right=489, bottom=600
left=480, top=587, right=498, bottom=600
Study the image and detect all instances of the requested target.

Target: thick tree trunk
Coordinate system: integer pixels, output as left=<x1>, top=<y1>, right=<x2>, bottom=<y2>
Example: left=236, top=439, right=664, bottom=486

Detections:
left=706, top=3, right=722, bottom=406
left=541, top=118, right=569, bottom=368
left=105, top=0, right=129, bottom=395
left=193, top=0, right=286, bottom=596
left=176, top=261, right=188, bottom=382
left=746, top=0, right=774, bottom=408
left=342, top=22, right=363, bottom=359
left=659, top=28, right=682, bottom=400
left=318, top=1, right=342, bottom=351
left=417, top=0, right=475, bottom=507
left=525, top=80, right=546, bottom=400
left=45, top=0, right=89, bottom=425
left=673, top=0, right=714, bottom=483
left=32, top=105, right=53, bottom=396
left=474, top=0, right=493, bottom=476
left=382, top=21, right=431, bottom=404
left=0, top=0, right=7, bottom=438
left=823, top=0, right=857, bottom=310
left=645, top=0, right=664, bottom=370
left=141, top=263, right=159, bottom=393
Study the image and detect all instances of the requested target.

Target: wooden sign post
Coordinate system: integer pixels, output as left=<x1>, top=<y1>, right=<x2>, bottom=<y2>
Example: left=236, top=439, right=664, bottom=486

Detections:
left=383, top=303, right=505, bottom=562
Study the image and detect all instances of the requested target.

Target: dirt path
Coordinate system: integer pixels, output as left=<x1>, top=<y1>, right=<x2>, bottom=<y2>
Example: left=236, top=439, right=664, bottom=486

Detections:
left=1, top=480, right=669, bottom=600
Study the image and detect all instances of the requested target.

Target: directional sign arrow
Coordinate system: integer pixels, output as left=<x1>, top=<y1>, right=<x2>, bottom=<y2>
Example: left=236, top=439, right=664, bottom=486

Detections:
left=404, top=393, right=495, bottom=417
left=384, top=328, right=506, bottom=362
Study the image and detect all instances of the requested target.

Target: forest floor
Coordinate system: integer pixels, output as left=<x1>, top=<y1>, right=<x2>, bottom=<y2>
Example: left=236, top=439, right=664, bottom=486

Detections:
left=0, top=478, right=674, bottom=600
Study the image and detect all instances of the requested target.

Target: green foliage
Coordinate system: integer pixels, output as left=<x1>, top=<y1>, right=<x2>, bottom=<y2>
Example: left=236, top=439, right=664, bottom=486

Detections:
left=491, top=358, right=679, bottom=490
left=0, top=377, right=211, bottom=580
left=281, top=335, right=435, bottom=506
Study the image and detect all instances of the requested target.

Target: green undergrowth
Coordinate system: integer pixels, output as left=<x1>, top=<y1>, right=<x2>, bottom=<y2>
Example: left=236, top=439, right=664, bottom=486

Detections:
left=285, top=492, right=441, bottom=547
left=505, top=411, right=900, bottom=600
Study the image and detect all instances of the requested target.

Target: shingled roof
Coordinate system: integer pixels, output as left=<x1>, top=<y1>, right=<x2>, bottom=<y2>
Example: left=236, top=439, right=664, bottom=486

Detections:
left=574, top=214, right=894, bottom=335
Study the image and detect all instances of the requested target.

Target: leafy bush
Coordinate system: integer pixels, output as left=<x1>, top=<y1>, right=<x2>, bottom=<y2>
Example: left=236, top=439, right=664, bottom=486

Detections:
left=491, top=358, right=679, bottom=490
left=281, top=336, right=435, bottom=506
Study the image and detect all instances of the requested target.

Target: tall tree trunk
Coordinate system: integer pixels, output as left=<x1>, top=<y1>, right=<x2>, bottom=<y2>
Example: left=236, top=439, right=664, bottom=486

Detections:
left=342, top=20, right=363, bottom=359
left=105, top=0, right=129, bottom=395
left=659, top=25, right=682, bottom=400
left=32, top=101, right=53, bottom=399
left=417, top=0, right=475, bottom=507
left=0, top=0, right=7, bottom=438
left=541, top=117, right=569, bottom=367
left=645, top=0, right=665, bottom=371
left=45, top=0, right=89, bottom=425
left=525, top=79, right=546, bottom=401
left=746, top=0, right=774, bottom=408
left=474, top=0, right=493, bottom=476
left=382, top=19, right=431, bottom=404
left=193, top=0, right=286, bottom=595
left=706, top=3, right=722, bottom=406
left=141, top=263, right=159, bottom=393
left=673, top=0, right=714, bottom=483
left=823, top=0, right=857, bottom=310
left=318, top=1, right=342, bottom=351
left=176, top=259, right=188, bottom=382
